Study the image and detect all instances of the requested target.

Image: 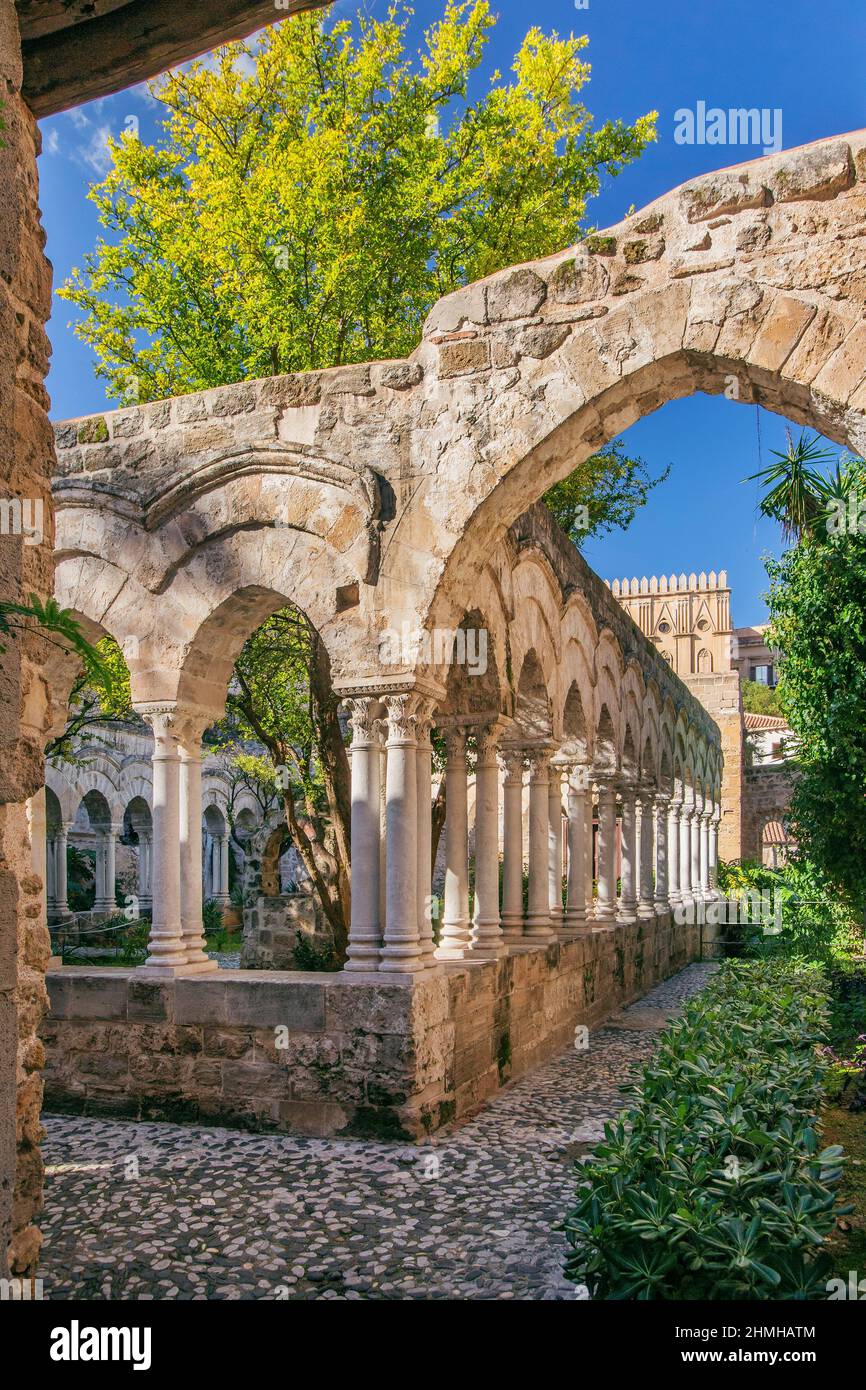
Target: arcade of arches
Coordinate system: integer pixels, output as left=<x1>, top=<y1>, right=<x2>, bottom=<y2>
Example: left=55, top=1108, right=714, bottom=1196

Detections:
left=8, top=126, right=866, bottom=1269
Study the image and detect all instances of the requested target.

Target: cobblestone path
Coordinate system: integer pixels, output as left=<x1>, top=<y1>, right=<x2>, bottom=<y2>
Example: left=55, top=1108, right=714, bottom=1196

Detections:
left=39, top=963, right=714, bottom=1301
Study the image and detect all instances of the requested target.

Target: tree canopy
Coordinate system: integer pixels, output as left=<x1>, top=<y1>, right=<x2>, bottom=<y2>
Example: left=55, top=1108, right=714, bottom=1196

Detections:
left=59, top=0, right=656, bottom=400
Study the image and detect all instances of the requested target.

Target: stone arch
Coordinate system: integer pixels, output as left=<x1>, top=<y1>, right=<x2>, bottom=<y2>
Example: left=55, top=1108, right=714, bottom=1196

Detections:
left=514, top=648, right=552, bottom=740
left=595, top=704, right=618, bottom=775
left=561, top=679, right=590, bottom=763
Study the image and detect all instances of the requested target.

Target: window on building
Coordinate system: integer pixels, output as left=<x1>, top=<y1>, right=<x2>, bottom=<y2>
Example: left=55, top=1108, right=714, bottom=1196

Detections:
left=750, top=663, right=776, bottom=686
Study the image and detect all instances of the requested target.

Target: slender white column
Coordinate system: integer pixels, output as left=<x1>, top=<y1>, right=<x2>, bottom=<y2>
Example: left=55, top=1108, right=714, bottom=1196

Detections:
left=438, top=726, right=471, bottom=958
left=92, top=834, right=107, bottom=911
left=139, top=834, right=153, bottom=910
left=637, top=788, right=656, bottom=919
left=617, top=787, right=638, bottom=923
left=594, top=779, right=617, bottom=923
left=55, top=824, right=70, bottom=914
left=690, top=799, right=701, bottom=902
left=178, top=723, right=217, bottom=972
left=499, top=746, right=525, bottom=942
left=138, top=705, right=188, bottom=972
left=380, top=692, right=425, bottom=973
left=209, top=837, right=220, bottom=900
left=699, top=805, right=710, bottom=900
left=564, top=765, right=587, bottom=931
left=667, top=795, right=682, bottom=907
left=345, top=698, right=384, bottom=972
left=525, top=748, right=556, bottom=941
left=709, top=805, right=721, bottom=894
left=220, top=836, right=230, bottom=900
left=471, top=723, right=506, bottom=957
left=679, top=798, right=694, bottom=910
left=416, top=703, right=437, bottom=967
left=45, top=836, right=56, bottom=908
left=548, top=761, right=565, bottom=931
left=653, top=793, right=671, bottom=913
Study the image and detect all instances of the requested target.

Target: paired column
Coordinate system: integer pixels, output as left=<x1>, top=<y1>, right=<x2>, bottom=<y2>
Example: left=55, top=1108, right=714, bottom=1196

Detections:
left=499, top=747, right=526, bottom=942
left=617, top=785, right=638, bottom=923
left=437, top=726, right=470, bottom=958
left=416, top=702, right=437, bottom=968
left=178, top=721, right=217, bottom=973
left=548, top=760, right=565, bottom=932
left=653, top=793, right=671, bottom=913
left=667, top=795, right=682, bottom=908
left=380, top=692, right=427, bottom=974
left=698, top=799, right=711, bottom=901
left=637, top=787, right=656, bottom=919
left=470, top=723, right=506, bottom=957
left=709, top=804, right=721, bottom=894
left=93, top=823, right=120, bottom=913
left=690, top=796, right=701, bottom=904
left=137, top=705, right=189, bottom=973
left=345, top=698, right=384, bottom=971
left=679, top=795, right=694, bottom=911
left=54, top=823, right=70, bottom=916
left=525, top=748, right=556, bottom=941
left=564, top=765, right=588, bottom=931
left=594, top=778, right=618, bottom=923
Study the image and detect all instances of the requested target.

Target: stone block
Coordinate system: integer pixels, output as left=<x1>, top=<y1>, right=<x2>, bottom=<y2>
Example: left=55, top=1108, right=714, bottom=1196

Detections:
left=223, top=977, right=326, bottom=1031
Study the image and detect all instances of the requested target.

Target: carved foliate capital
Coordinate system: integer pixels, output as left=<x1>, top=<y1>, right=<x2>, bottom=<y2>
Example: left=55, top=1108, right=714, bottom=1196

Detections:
left=136, top=702, right=180, bottom=752
left=383, top=691, right=427, bottom=744
left=497, top=745, right=525, bottom=781
left=345, top=696, right=384, bottom=746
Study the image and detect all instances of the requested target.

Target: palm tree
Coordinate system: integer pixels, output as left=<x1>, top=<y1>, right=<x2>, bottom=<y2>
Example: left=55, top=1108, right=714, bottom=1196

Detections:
left=746, top=429, right=832, bottom=542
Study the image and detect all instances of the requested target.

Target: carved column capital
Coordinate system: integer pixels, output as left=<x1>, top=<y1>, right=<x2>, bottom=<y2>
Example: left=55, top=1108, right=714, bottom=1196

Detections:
left=345, top=696, right=385, bottom=746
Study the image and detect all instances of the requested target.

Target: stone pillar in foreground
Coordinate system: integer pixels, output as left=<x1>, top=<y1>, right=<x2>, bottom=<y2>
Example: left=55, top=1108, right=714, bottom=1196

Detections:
left=345, top=697, right=383, bottom=972
left=525, top=748, right=556, bottom=942
left=137, top=705, right=188, bottom=974
left=438, top=725, right=470, bottom=959
left=594, top=778, right=617, bottom=923
left=653, top=793, right=670, bottom=913
left=499, top=746, right=525, bottom=943
left=471, top=723, right=506, bottom=958
left=617, top=786, right=638, bottom=923
left=637, top=787, right=656, bottom=919
left=178, top=720, right=217, bottom=973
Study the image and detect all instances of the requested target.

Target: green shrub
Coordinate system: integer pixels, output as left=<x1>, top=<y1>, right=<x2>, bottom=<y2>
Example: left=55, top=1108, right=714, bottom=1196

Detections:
left=292, top=931, right=340, bottom=972
left=563, top=961, right=848, bottom=1299
left=202, top=898, right=223, bottom=935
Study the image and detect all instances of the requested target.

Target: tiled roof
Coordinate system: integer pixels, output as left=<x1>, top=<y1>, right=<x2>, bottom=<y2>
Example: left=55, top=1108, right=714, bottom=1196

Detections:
left=743, top=712, right=789, bottom=731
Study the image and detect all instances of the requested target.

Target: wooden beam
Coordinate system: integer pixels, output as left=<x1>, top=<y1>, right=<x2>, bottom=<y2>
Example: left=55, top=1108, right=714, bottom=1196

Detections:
left=22, top=0, right=334, bottom=118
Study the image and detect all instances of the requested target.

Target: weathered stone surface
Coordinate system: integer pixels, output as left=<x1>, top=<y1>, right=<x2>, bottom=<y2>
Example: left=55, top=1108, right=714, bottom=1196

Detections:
left=485, top=267, right=547, bottom=321
left=547, top=254, right=609, bottom=304
left=770, top=140, right=853, bottom=203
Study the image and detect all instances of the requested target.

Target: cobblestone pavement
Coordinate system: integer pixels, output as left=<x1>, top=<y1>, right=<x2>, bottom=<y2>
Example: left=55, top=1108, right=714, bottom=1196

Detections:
left=39, top=963, right=715, bottom=1301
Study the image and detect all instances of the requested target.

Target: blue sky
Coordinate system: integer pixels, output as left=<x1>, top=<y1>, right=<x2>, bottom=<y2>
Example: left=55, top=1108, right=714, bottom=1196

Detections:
left=36, top=0, right=865, bottom=626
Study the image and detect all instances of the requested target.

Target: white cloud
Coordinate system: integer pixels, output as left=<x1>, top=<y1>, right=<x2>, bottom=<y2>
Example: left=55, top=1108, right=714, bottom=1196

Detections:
left=68, top=107, right=90, bottom=131
left=43, top=128, right=61, bottom=156
left=73, top=124, right=115, bottom=176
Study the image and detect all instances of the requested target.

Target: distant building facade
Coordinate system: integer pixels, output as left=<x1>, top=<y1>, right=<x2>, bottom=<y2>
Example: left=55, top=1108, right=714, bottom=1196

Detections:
left=608, top=571, right=795, bottom=866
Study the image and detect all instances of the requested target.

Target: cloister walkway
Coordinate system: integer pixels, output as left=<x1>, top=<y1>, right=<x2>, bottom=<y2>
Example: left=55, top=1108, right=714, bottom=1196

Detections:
left=38, top=962, right=714, bottom=1301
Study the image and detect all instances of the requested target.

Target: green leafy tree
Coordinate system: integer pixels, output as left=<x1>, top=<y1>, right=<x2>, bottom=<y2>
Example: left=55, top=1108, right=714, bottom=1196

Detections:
left=740, top=679, right=784, bottom=718
left=752, top=447, right=866, bottom=914
left=59, top=2, right=656, bottom=396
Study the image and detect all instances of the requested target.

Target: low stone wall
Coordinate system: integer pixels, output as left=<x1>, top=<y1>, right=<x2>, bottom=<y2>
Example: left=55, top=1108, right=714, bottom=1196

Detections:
left=240, top=893, right=331, bottom=970
left=41, top=913, right=696, bottom=1140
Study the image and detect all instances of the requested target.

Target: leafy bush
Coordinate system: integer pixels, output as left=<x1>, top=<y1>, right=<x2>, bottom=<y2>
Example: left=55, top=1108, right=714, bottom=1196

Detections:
left=822, top=963, right=866, bottom=1112
left=563, top=961, right=848, bottom=1299
left=292, top=931, right=340, bottom=973
left=202, top=898, right=223, bottom=935
left=715, top=858, right=862, bottom=964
